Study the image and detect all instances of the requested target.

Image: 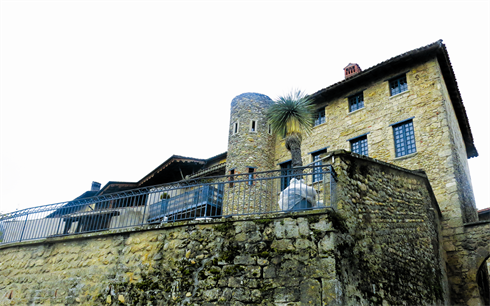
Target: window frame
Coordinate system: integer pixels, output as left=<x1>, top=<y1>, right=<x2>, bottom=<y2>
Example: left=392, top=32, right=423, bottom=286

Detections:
left=247, top=167, right=256, bottom=186
left=349, top=134, right=369, bottom=156
left=229, top=169, right=235, bottom=187
left=311, top=148, right=327, bottom=182
left=389, top=74, right=408, bottom=96
left=232, top=121, right=239, bottom=135
left=250, top=120, right=257, bottom=133
left=348, top=92, right=364, bottom=112
left=314, top=108, right=326, bottom=126
left=279, top=161, right=293, bottom=191
left=392, top=119, right=417, bottom=157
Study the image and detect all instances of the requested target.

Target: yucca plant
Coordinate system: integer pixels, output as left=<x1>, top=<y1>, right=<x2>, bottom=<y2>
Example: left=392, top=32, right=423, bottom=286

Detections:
left=267, top=90, right=316, bottom=168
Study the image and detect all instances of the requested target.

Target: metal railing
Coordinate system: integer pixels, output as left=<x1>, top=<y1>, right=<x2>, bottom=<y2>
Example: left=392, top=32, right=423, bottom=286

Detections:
left=0, top=165, right=336, bottom=245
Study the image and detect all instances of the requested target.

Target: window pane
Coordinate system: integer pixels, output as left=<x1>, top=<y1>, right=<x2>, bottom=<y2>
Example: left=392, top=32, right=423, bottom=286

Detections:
left=349, top=92, right=364, bottom=112
left=314, top=109, right=325, bottom=126
left=390, top=75, right=408, bottom=96
left=312, top=150, right=326, bottom=182
left=393, top=120, right=416, bottom=157
left=350, top=136, right=368, bottom=156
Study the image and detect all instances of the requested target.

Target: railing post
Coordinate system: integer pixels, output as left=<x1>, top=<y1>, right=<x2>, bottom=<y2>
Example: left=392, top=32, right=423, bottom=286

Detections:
left=141, top=196, right=148, bottom=226
left=55, top=216, right=63, bottom=236
left=19, top=213, right=28, bottom=242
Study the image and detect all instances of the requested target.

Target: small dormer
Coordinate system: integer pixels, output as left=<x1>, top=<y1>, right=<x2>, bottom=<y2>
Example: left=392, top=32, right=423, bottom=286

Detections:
left=344, top=63, right=362, bottom=79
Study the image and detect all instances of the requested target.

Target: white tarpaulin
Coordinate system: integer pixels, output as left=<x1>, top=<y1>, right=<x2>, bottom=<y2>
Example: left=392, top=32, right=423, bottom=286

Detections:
left=278, top=178, right=318, bottom=211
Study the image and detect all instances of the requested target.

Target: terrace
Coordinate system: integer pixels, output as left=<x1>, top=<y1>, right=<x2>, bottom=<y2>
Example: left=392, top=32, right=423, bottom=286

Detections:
left=0, top=164, right=337, bottom=245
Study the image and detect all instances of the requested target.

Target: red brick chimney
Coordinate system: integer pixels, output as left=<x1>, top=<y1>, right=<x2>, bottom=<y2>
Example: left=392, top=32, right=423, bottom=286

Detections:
left=344, top=63, right=362, bottom=79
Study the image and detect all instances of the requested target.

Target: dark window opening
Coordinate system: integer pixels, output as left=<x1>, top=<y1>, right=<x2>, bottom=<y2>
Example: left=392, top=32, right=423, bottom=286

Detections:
left=349, top=92, right=364, bottom=112
left=312, top=149, right=327, bottom=182
left=280, top=161, right=293, bottom=191
left=350, top=135, right=368, bottom=156
left=390, top=75, right=408, bottom=96
left=229, top=169, right=235, bottom=187
left=314, top=108, right=326, bottom=126
left=248, top=167, right=255, bottom=185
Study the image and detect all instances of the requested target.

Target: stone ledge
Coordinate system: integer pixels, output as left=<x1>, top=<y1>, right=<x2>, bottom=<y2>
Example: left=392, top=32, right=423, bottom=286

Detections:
left=0, top=207, right=336, bottom=251
left=463, top=219, right=490, bottom=228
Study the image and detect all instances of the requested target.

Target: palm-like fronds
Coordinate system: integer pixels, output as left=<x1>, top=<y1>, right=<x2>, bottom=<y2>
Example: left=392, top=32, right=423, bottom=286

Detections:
left=267, top=90, right=316, bottom=167
left=267, top=90, right=316, bottom=140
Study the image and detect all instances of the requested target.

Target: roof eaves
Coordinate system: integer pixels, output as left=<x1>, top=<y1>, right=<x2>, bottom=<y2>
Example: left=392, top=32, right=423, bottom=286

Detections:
left=137, top=155, right=206, bottom=186
left=310, top=40, right=477, bottom=159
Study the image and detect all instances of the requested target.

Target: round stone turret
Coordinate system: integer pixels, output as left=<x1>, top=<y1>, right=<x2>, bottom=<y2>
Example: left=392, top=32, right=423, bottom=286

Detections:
left=223, top=93, right=276, bottom=215
left=226, top=92, right=275, bottom=175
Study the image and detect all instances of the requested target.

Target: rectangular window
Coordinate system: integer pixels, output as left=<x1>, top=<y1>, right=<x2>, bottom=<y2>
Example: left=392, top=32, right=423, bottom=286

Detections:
left=311, top=149, right=326, bottom=182
left=280, top=161, right=292, bottom=191
left=314, top=108, right=325, bottom=126
left=393, top=120, right=416, bottom=157
left=232, top=121, right=239, bottom=135
left=348, top=92, right=364, bottom=112
left=250, top=120, right=257, bottom=132
left=389, top=75, right=408, bottom=96
left=247, top=167, right=255, bottom=185
left=229, top=169, right=235, bottom=187
left=350, top=135, right=368, bottom=156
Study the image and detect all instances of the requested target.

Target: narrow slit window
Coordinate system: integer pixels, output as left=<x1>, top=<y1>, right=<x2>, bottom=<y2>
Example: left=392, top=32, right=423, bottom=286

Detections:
left=229, top=169, right=235, bottom=187
left=250, top=120, right=257, bottom=132
left=247, top=167, right=255, bottom=185
left=233, top=121, right=239, bottom=135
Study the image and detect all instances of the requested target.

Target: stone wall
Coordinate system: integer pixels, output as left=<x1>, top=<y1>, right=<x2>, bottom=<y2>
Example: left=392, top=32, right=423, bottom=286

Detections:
left=328, top=151, right=449, bottom=305
left=445, top=221, right=490, bottom=305
left=0, top=152, right=448, bottom=305
left=0, top=212, right=340, bottom=306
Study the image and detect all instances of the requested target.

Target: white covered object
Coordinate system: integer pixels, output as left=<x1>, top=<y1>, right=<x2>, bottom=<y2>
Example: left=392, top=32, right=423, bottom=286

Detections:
left=278, top=178, right=318, bottom=211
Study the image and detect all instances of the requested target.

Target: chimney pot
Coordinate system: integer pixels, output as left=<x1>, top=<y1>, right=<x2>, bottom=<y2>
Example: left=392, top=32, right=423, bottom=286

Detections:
left=91, top=181, right=101, bottom=191
left=344, top=63, right=362, bottom=79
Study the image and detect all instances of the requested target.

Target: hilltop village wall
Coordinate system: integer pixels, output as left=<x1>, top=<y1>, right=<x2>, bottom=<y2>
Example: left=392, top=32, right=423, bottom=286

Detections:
left=0, top=154, right=448, bottom=306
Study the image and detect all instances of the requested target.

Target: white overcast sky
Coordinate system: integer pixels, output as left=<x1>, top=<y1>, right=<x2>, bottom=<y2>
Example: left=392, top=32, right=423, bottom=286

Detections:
left=0, top=1, right=489, bottom=213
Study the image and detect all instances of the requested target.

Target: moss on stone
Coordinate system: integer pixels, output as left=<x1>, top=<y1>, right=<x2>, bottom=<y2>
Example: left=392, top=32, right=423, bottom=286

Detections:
left=253, top=218, right=273, bottom=226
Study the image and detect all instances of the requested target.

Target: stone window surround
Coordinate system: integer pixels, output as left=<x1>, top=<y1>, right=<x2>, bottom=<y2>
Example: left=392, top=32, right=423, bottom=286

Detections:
left=232, top=121, right=240, bottom=135
left=249, top=119, right=258, bottom=133
left=247, top=166, right=256, bottom=185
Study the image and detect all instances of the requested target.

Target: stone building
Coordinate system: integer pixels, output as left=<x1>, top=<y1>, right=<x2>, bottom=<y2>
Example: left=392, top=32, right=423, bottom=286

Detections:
left=224, top=40, right=488, bottom=304
left=1, top=40, right=489, bottom=305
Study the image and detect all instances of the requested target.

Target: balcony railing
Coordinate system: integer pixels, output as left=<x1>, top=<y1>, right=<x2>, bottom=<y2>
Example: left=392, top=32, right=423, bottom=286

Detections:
left=0, top=165, right=337, bottom=245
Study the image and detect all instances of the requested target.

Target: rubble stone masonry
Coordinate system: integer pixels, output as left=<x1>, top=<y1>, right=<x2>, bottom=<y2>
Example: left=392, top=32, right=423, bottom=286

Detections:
left=0, top=153, right=448, bottom=305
